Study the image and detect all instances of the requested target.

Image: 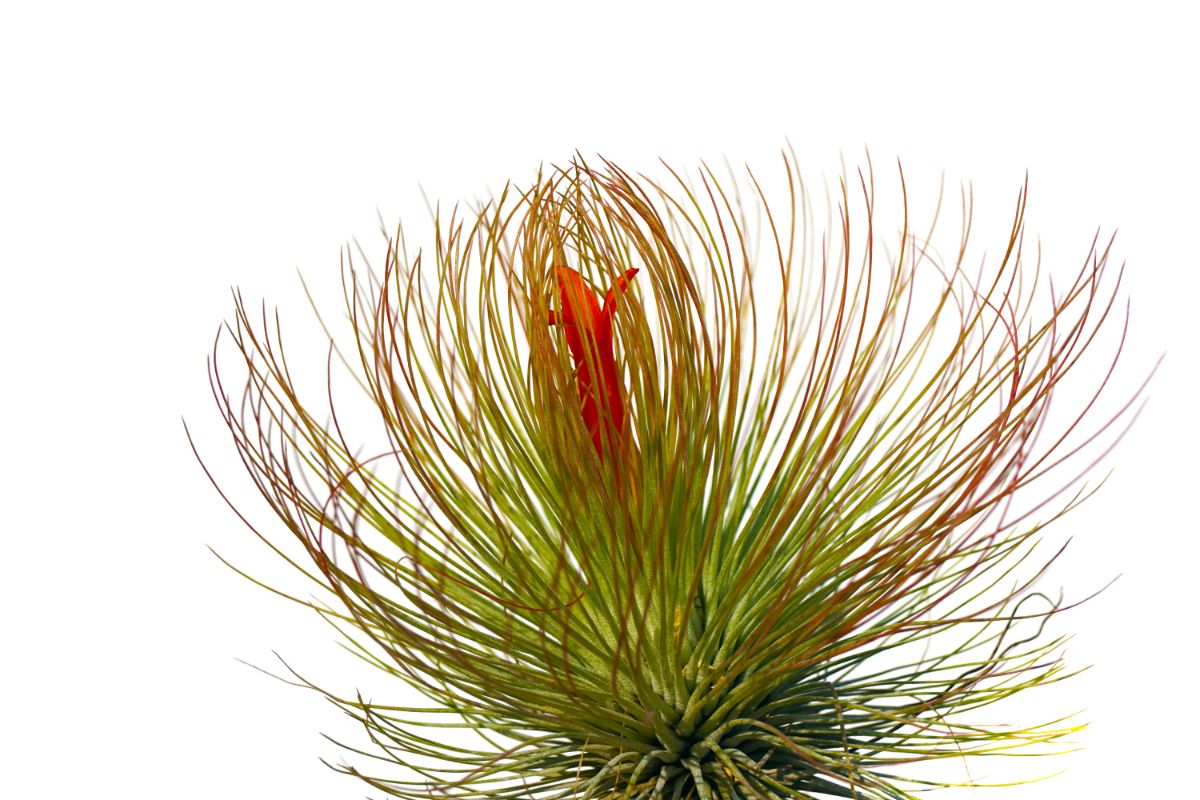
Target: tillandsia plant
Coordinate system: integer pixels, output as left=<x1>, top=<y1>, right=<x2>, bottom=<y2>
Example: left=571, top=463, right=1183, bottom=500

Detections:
left=195, top=152, right=1145, bottom=800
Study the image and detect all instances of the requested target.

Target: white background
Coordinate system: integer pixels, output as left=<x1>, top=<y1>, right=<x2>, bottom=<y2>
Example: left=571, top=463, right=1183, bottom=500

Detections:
left=2, top=2, right=1196, bottom=797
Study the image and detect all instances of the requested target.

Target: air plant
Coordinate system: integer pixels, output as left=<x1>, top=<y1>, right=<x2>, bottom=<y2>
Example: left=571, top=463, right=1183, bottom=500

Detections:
left=195, top=152, right=1144, bottom=800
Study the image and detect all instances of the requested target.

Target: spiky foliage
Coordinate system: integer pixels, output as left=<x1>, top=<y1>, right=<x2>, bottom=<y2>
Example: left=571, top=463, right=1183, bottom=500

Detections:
left=196, top=153, right=1142, bottom=800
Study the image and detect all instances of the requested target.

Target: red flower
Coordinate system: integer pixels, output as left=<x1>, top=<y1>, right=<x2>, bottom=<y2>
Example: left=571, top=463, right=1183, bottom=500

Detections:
left=547, top=265, right=639, bottom=458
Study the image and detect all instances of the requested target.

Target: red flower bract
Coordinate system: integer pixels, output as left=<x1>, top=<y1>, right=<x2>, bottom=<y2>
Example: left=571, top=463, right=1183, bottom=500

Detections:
left=547, top=265, right=639, bottom=458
